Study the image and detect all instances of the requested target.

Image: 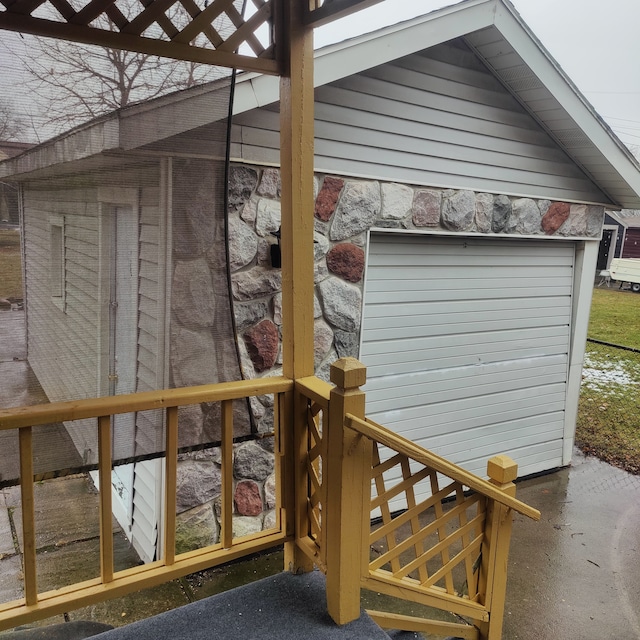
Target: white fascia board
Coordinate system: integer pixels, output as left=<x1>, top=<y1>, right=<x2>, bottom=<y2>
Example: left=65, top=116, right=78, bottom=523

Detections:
left=493, top=3, right=640, bottom=207
left=313, top=0, right=498, bottom=88
left=232, top=73, right=280, bottom=116
left=0, top=118, right=120, bottom=179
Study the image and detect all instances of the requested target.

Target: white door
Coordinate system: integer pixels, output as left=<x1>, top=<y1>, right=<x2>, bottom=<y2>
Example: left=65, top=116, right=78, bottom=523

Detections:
left=109, top=206, right=139, bottom=527
left=360, top=233, right=575, bottom=488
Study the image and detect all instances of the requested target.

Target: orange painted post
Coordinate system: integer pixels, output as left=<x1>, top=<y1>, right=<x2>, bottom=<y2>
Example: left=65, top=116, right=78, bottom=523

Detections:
left=98, top=415, right=114, bottom=583
left=18, top=427, right=37, bottom=606
left=279, top=0, right=317, bottom=575
left=164, top=406, right=178, bottom=565
left=478, top=455, right=518, bottom=640
left=325, top=358, right=372, bottom=625
left=221, top=399, right=234, bottom=549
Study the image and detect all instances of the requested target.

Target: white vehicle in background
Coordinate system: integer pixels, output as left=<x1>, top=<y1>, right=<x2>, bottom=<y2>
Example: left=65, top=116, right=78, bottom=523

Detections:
left=609, top=258, right=640, bottom=293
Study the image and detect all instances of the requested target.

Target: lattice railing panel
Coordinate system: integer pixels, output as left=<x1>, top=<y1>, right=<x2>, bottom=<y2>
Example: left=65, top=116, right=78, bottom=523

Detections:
left=369, top=442, right=487, bottom=601
left=0, top=0, right=277, bottom=71
left=303, top=396, right=327, bottom=558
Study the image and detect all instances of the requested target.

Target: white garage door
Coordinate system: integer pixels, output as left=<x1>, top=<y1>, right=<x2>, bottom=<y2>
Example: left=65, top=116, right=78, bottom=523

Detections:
left=360, top=233, right=575, bottom=479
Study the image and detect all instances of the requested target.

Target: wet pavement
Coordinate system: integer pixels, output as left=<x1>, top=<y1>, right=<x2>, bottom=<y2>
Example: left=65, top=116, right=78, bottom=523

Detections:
left=0, top=311, right=81, bottom=484
left=504, top=449, right=640, bottom=639
left=2, top=311, right=640, bottom=638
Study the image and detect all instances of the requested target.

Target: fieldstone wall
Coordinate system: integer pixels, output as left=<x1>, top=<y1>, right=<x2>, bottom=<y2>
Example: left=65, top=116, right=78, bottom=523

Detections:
left=228, top=164, right=604, bottom=383
left=169, top=160, right=604, bottom=551
left=169, top=159, right=276, bottom=552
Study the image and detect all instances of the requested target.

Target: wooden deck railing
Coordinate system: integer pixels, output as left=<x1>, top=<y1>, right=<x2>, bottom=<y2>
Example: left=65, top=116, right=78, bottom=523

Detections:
left=0, top=377, right=295, bottom=631
left=0, top=358, right=540, bottom=639
left=295, top=358, right=541, bottom=640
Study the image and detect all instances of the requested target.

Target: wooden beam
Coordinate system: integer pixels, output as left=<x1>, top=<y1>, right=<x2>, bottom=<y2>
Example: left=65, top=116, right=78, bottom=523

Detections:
left=0, top=11, right=279, bottom=73
left=279, top=0, right=316, bottom=575
left=279, top=0, right=315, bottom=379
left=303, top=0, right=385, bottom=28
left=0, top=377, right=294, bottom=430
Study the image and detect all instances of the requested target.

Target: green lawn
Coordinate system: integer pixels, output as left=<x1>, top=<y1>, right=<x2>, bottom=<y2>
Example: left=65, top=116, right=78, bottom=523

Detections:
left=0, top=229, right=23, bottom=300
left=575, top=287, right=640, bottom=475
left=586, top=287, right=640, bottom=348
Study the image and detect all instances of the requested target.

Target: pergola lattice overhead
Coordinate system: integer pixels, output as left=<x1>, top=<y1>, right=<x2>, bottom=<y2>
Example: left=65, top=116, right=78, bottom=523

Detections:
left=0, top=0, right=278, bottom=72
left=0, top=0, right=383, bottom=74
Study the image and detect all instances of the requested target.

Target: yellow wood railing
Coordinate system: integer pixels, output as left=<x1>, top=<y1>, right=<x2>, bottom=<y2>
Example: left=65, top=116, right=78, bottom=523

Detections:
left=0, top=377, right=295, bottom=631
left=1, top=358, right=540, bottom=638
left=295, top=358, right=541, bottom=640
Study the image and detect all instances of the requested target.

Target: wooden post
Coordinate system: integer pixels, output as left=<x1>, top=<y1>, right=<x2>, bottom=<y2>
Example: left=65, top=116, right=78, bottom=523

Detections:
left=478, top=455, right=518, bottom=640
left=325, top=358, right=371, bottom=625
left=278, top=0, right=317, bottom=574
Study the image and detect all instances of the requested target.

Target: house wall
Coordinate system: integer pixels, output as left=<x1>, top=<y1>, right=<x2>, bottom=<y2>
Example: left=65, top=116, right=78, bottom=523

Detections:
left=622, top=228, right=640, bottom=259
left=221, top=163, right=602, bottom=487
left=227, top=164, right=603, bottom=377
left=22, top=183, right=102, bottom=456
left=231, top=39, right=609, bottom=206
left=20, top=165, right=164, bottom=501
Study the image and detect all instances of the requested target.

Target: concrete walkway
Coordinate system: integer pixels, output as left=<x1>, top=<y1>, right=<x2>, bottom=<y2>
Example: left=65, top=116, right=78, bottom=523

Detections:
left=504, top=449, right=640, bottom=640
left=2, top=311, right=640, bottom=638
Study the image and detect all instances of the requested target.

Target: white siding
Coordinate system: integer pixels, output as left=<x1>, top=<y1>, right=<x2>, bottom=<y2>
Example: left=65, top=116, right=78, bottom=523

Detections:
left=360, top=234, right=575, bottom=486
left=131, top=458, right=162, bottom=562
left=132, top=181, right=165, bottom=561
left=136, top=186, right=165, bottom=451
left=23, top=186, right=101, bottom=457
left=231, top=39, right=608, bottom=204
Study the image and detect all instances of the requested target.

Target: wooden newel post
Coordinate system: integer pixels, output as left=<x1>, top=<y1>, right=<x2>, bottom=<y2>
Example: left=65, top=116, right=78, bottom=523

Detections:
left=325, top=357, right=371, bottom=625
left=479, top=454, right=518, bottom=640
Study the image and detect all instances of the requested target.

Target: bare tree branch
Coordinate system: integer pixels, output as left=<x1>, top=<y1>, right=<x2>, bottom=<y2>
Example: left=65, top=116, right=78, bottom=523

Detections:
left=17, top=7, right=229, bottom=136
left=0, top=98, right=24, bottom=141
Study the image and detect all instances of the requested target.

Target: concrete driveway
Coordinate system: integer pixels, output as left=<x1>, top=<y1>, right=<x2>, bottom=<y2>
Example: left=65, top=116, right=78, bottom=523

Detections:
left=504, top=449, right=640, bottom=639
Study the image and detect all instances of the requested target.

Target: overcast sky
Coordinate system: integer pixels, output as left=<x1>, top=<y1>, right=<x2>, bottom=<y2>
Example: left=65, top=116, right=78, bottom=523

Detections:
left=1, top=0, right=639, bottom=149
left=315, top=0, right=640, bottom=151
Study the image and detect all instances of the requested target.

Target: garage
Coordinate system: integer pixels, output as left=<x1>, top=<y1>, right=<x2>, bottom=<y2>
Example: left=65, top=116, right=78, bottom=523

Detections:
left=360, top=232, right=575, bottom=479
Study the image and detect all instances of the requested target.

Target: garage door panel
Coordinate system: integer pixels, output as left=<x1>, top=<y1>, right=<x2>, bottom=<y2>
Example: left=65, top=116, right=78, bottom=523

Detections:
left=363, top=313, right=570, bottom=341
left=364, top=284, right=572, bottom=304
left=365, top=324, right=569, bottom=353
left=366, top=360, right=568, bottom=412
left=361, top=233, right=574, bottom=488
left=447, top=440, right=565, bottom=479
left=376, top=383, right=567, bottom=431
left=366, top=275, right=573, bottom=295
left=363, top=331, right=570, bottom=374
left=363, top=295, right=571, bottom=321
left=426, top=412, right=565, bottom=457
left=365, top=344, right=569, bottom=378
left=370, top=238, right=575, bottom=260
left=368, top=264, right=571, bottom=282
left=366, top=354, right=568, bottom=394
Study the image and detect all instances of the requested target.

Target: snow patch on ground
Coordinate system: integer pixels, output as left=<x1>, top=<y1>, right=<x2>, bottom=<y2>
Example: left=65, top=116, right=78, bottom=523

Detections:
left=581, top=352, right=638, bottom=392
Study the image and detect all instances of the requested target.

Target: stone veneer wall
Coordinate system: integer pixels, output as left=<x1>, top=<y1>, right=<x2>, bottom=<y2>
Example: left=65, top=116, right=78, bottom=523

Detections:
left=170, top=159, right=276, bottom=552
left=172, top=161, right=604, bottom=552
left=228, top=164, right=603, bottom=383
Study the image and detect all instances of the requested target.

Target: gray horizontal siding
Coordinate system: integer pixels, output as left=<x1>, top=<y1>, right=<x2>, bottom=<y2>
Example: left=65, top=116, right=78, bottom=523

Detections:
left=232, top=40, right=609, bottom=203
left=360, top=234, right=574, bottom=485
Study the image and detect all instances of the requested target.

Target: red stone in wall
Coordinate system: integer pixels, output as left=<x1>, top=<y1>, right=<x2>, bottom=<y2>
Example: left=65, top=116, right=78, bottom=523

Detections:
left=234, top=480, right=263, bottom=516
left=541, top=202, right=571, bottom=234
left=244, top=319, right=279, bottom=372
left=315, top=176, right=344, bottom=222
left=326, top=243, right=365, bottom=283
